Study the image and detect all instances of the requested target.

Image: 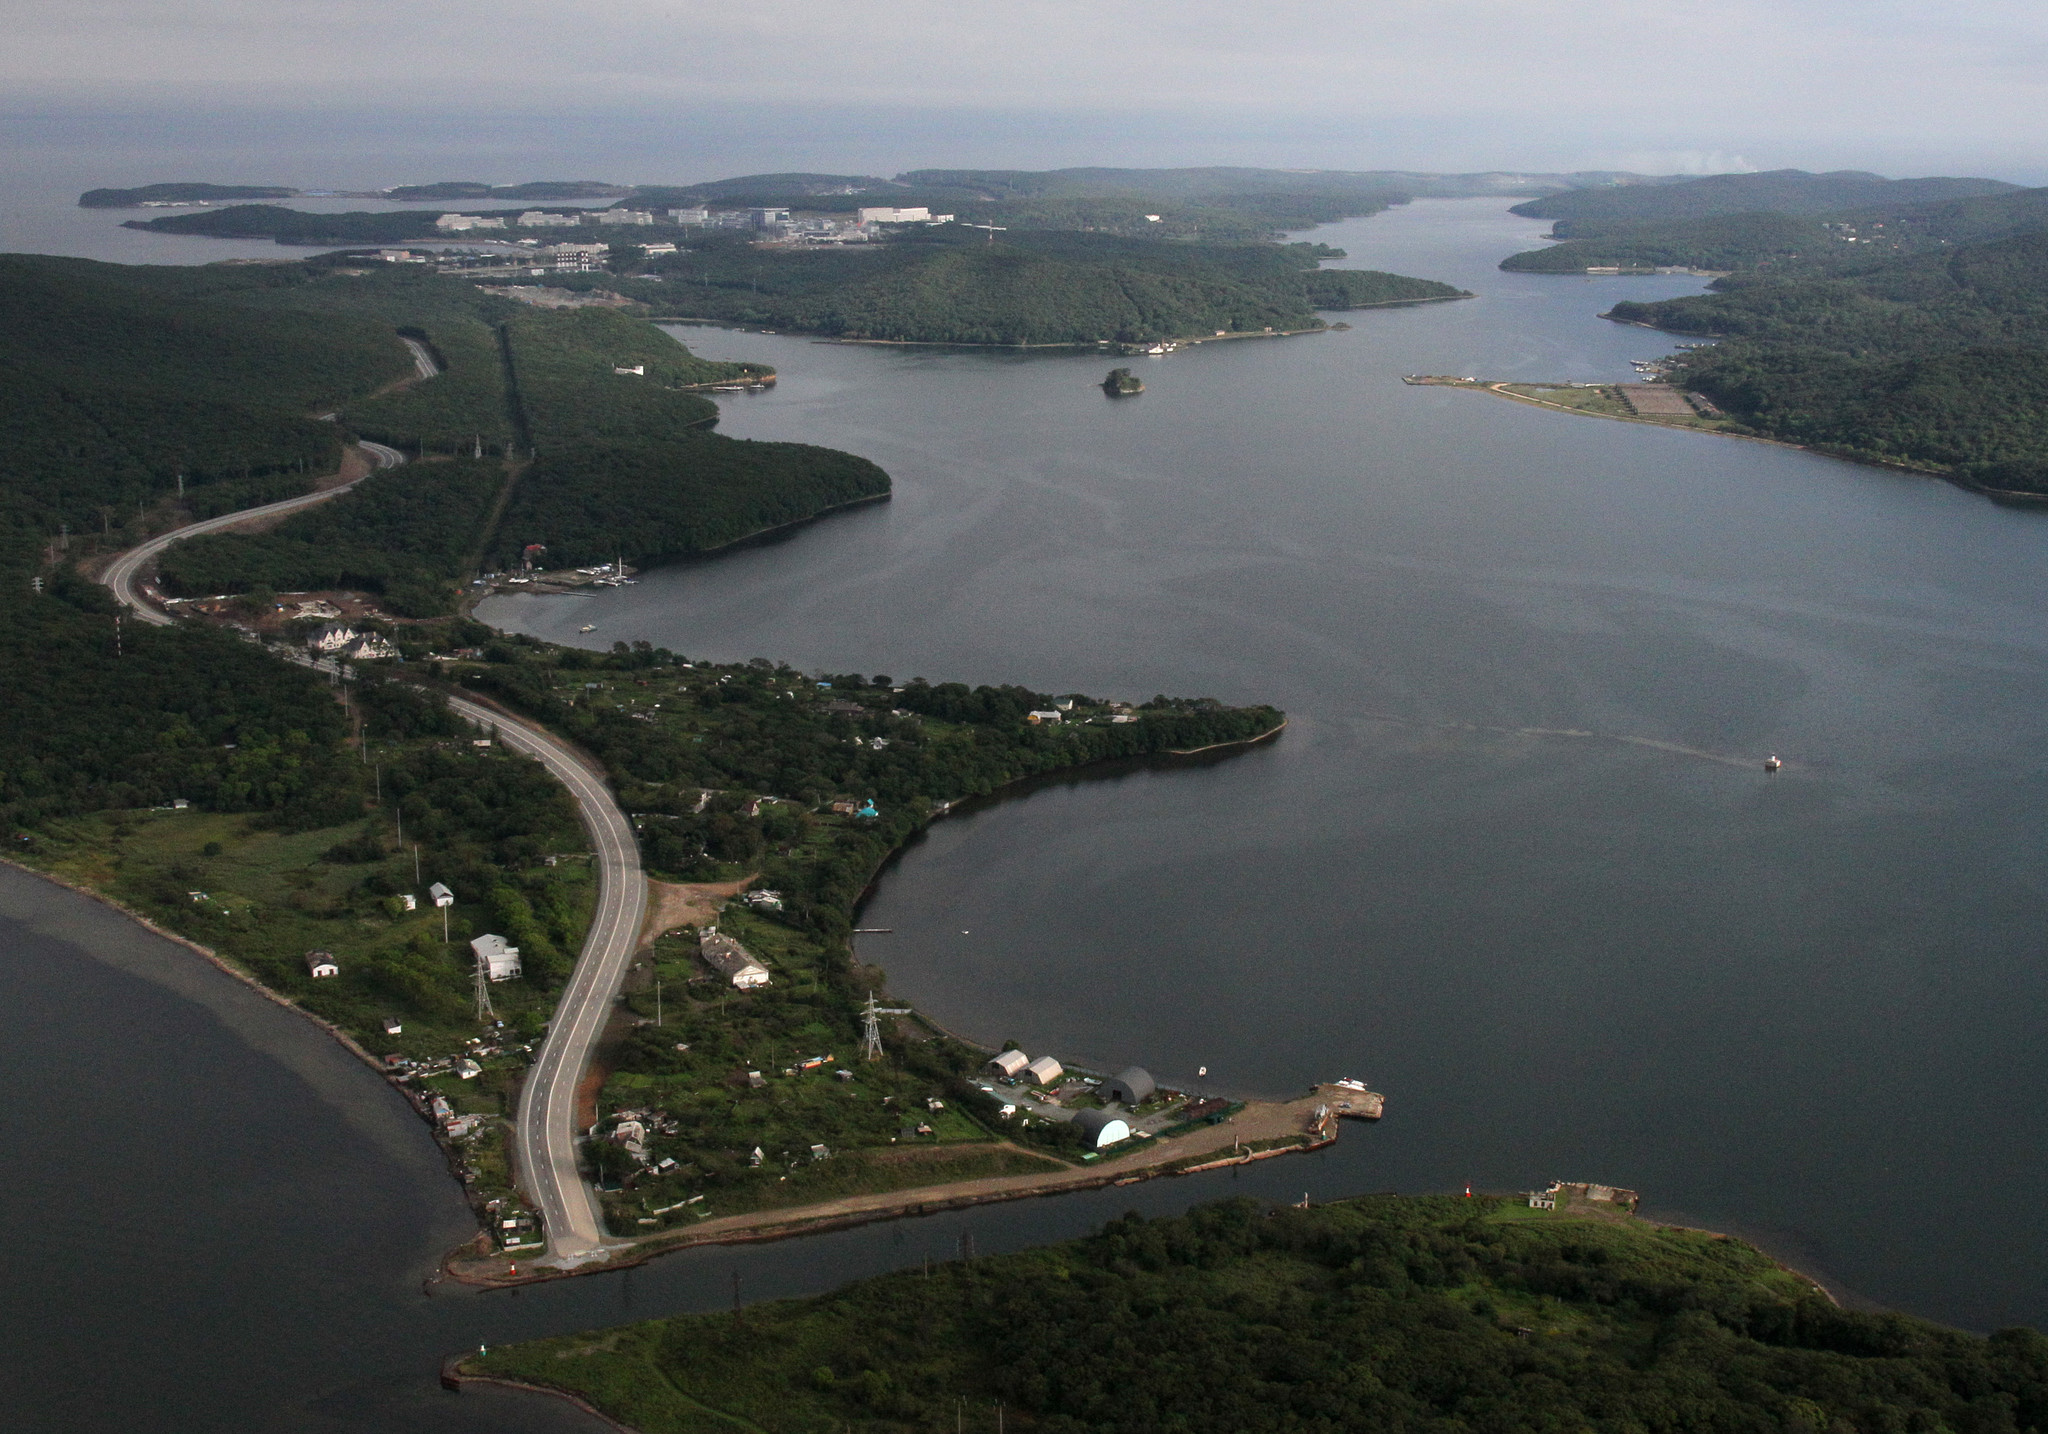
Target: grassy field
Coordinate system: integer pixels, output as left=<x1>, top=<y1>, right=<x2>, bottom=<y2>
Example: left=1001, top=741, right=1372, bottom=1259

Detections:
left=1497, top=382, right=1738, bottom=432
left=17, top=767, right=591, bottom=1060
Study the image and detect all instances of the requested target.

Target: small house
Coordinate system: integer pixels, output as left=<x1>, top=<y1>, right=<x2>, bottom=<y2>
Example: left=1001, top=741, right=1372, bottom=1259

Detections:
left=305, top=951, right=339, bottom=979
left=1026, top=710, right=1062, bottom=724
left=453, top=1058, right=482, bottom=1080
left=470, top=933, right=523, bottom=981
left=1023, top=1055, right=1064, bottom=1087
left=430, top=882, right=455, bottom=908
left=986, top=1049, right=1031, bottom=1080
left=1102, top=1067, right=1156, bottom=1106
left=1069, top=1108, right=1132, bottom=1149
left=382, top=1017, right=403, bottom=1036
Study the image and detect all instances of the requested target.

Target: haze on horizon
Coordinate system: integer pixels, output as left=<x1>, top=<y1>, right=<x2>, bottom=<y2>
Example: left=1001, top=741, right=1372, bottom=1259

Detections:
left=6, top=0, right=2047, bottom=188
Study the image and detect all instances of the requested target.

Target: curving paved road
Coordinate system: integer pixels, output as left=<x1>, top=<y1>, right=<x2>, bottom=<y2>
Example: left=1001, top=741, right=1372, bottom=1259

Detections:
left=103, top=427, right=641, bottom=1265
left=447, top=695, right=644, bottom=1263
left=105, top=440, right=407, bottom=627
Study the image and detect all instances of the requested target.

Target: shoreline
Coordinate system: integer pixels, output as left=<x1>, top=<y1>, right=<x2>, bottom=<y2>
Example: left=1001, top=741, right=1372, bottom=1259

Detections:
left=442, top=1085, right=1353, bottom=1287
left=1433, top=379, right=2048, bottom=504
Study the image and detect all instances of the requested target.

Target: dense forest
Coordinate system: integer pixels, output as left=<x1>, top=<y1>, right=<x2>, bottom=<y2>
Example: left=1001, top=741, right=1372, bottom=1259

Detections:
left=474, top=1193, right=2048, bottom=1434
left=1510, top=169, right=2017, bottom=229
left=1605, top=223, right=2048, bottom=477
left=141, top=263, right=874, bottom=598
left=630, top=228, right=1464, bottom=344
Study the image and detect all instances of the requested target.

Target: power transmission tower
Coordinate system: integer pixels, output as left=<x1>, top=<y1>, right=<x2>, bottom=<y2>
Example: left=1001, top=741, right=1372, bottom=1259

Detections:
left=473, top=953, right=496, bottom=1024
left=861, top=992, right=912, bottom=1061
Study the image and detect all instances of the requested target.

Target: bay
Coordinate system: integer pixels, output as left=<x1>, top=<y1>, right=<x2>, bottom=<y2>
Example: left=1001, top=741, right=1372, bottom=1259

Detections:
left=486, top=198, right=2048, bottom=1333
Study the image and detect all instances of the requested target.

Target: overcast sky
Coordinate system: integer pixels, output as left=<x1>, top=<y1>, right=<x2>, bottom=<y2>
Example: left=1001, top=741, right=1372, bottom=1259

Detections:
left=8, top=0, right=2047, bottom=183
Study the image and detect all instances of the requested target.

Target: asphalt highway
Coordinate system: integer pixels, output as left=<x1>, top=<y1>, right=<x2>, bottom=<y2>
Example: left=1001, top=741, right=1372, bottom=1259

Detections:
left=104, top=440, right=407, bottom=627
left=102, top=427, right=640, bottom=1264
left=446, top=695, right=645, bottom=1263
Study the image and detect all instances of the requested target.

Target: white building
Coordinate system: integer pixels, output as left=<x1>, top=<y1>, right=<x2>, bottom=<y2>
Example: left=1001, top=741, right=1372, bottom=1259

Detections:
left=308, top=623, right=359, bottom=654
left=516, top=210, right=579, bottom=227
left=341, top=634, right=399, bottom=662
left=987, top=1049, right=1031, bottom=1080
left=666, top=208, right=710, bottom=226
left=857, top=206, right=931, bottom=224
left=1070, top=1108, right=1132, bottom=1149
left=585, top=208, right=655, bottom=226
left=471, top=933, right=523, bottom=982
left=305, top=951, right=339, bottom=979
left=1023, top=1055, right=1064, bottom=1086
left=434, top=214, right=506, bottom=231
left=430, top=882, right=455, bottom=908
left=698, top=926, right=771, bottom=988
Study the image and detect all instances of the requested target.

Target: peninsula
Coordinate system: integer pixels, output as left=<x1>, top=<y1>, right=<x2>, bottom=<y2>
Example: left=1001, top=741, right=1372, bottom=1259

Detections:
left=457, top=1190, right=2048, bottom=1434
left=5, top=248, right=1289, bottom=1268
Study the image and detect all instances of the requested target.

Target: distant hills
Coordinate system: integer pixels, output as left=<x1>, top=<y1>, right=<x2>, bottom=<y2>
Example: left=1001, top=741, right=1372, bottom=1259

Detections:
left=1511, top=169, right=2020, bottom=234
left=80, top=165, right=1788, bottom=212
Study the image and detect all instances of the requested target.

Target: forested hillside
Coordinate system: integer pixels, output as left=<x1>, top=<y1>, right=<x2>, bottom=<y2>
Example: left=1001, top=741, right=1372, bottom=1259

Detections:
left=1608, top=227, right=2048, bottom=477
left=636, top=228, right=1465, bottom=344
left=473, top=1193, right=2048, bottom=1434
left=1511, top=169, right=2016, bottom=230
left=143, top=263, right=877, bottom=599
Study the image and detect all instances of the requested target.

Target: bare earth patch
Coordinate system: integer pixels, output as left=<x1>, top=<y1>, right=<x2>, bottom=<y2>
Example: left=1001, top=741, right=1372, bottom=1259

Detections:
left=639, top=876, right=756, bottom=950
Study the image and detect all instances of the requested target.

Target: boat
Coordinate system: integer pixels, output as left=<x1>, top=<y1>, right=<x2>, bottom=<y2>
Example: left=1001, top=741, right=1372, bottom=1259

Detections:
left=579, top=624, right=596, bottom=633
left=1763, top=754, right=1782, bottom=772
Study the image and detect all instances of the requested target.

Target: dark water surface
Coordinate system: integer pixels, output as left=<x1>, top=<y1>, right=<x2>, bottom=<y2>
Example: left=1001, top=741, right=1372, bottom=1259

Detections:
left=7, top=194, right=2048, bottom=1429
left=485, top=199, right=2048, bottom=1333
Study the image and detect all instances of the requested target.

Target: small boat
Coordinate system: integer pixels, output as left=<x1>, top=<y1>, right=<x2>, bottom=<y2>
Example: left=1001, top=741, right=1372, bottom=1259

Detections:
left=579, top=624, right=596, bottom=634
left=1763, top=754, right=1782, bottom=772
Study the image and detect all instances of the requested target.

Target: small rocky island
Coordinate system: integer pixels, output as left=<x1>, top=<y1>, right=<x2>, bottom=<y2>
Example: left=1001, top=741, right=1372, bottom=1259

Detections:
left=1102, top=366, right=1144, bottom=396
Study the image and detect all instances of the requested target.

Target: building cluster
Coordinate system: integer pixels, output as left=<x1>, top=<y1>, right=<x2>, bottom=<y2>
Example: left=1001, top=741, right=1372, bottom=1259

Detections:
left=982, top=1053, right=1160, bottom=1149
left=426, top=203, right=959, bottom=247
left=307, top=622, right=399, bottom=662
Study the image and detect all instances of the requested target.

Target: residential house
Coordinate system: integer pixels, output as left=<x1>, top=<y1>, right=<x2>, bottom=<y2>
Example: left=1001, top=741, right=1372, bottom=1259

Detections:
left=308, top=622, right=359, bottom=654
left=305, top=951, right=339, bottom=978
left=470, top=933, right=523, bottom=981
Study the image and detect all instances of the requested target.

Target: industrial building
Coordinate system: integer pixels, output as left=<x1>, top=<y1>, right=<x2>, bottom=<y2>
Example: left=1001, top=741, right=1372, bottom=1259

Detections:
left=1070, top=1108, right=1132, bottom=1149
left=987, top=1049, right=1030, bottom=1079
left=699, top=926, right=771, bottom=988
left=1023, top=1055, right=1064, bottom=1086
left=1102, top=1067, right=1156, bottom=1106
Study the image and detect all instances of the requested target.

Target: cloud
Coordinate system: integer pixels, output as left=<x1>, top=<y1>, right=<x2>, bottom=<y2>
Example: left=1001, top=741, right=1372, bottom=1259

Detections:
left=4, top=0, right=2046, bottom=178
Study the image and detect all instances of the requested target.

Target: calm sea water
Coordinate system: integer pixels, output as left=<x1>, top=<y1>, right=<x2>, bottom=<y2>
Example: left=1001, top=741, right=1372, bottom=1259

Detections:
left=488, top=199, right=2048, bottom=1332
left=7, top=189, right=2048, bottom=1429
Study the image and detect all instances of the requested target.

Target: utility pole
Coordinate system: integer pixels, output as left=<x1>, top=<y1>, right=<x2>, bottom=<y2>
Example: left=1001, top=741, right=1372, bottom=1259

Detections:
left=655, top=979, right=662, bottom=1027
left=413, top=843, right=421, bottom=885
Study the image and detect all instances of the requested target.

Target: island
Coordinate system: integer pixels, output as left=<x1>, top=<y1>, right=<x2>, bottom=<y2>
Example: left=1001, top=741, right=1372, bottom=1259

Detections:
left=1101, top=366, right=1144, bottom=395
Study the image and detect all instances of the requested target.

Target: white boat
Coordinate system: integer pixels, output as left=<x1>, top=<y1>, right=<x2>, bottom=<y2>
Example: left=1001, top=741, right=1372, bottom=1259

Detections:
left=579, top=624, right=596, bottom=633
left=1763, top=754, right=1782, bottom=772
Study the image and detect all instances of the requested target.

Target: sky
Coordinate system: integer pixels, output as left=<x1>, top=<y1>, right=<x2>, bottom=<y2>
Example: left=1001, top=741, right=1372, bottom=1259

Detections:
left=6, top=0, right=2047, bottom=184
